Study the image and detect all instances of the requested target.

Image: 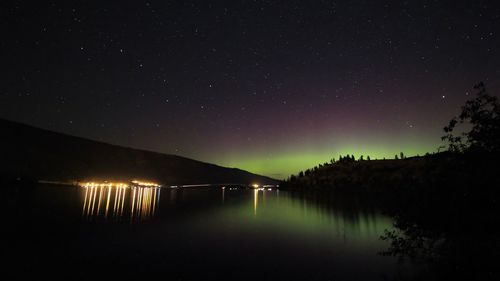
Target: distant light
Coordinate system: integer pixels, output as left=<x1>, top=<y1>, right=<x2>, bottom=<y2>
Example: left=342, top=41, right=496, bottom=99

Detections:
left=131, top=180, right=161, bottom=188
left=252, top=183, right=259, bottom=188
left=79, top=180, right=161, bottom=189
left=79, top=181, right=129, bottom=188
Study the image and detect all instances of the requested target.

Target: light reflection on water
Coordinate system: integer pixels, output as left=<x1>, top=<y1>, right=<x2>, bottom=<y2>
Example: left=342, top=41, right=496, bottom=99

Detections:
left=213, top=188, right=392, bottom=244
left=81, top=186, right=161, bottom=221
left=77, top=185, right=393, bottom=248
left=78, top=185, right=390, bottom=241
left=6, top=184, right=419, bottom=280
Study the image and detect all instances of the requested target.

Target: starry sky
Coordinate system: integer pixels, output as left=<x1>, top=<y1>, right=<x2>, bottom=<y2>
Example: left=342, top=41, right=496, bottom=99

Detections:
left=1, top=1, right=500, bottom=179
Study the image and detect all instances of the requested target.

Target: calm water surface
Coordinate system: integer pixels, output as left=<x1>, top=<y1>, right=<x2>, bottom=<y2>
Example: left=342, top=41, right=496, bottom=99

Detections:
left=5, top=184, right=418, bottom=280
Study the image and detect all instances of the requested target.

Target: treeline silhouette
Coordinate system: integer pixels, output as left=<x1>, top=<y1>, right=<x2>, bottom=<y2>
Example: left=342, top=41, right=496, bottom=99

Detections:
left=287, top=151, right=417, bottom=189
left=282, top=82, right=500, bottom=280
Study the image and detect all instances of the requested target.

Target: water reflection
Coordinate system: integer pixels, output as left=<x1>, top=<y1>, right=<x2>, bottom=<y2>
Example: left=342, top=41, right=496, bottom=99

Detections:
left=215, top=188, right=393, bottom=242
left=81, top=185, right=161, bottom=221
left=253, top=189, right=258, bottom=215
left=7, top=184, right=414, bottom=280
left=252, top=188, right=278, bottom=216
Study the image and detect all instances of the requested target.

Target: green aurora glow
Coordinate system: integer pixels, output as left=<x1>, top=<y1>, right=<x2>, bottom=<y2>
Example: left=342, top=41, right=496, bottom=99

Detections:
left=211, top=135, right=442, bottom=179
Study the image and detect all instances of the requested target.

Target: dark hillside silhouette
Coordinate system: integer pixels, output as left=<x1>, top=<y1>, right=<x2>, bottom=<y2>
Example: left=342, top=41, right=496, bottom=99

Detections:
left=0, top=118, right=277, bottom=185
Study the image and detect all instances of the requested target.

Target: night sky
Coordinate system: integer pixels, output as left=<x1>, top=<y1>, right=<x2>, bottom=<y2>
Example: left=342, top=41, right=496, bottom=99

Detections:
left=2, top=1, right=500, bottom=178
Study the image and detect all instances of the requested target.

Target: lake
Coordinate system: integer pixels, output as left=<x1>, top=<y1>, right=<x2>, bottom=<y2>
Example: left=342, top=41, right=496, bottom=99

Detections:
left=4, top=184, right=420, bottom=280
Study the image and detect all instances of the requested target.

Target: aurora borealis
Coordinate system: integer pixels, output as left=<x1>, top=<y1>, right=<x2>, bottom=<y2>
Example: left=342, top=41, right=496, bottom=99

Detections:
left=2, top=1, right=500, bottom=178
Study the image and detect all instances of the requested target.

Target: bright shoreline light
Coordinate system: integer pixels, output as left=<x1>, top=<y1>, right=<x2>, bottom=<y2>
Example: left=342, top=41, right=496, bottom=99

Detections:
left=80, top=182, right=129, bottom=188
left=131, top=180, right=162, bottom=188
left=79, top=180, right=161, bottom=188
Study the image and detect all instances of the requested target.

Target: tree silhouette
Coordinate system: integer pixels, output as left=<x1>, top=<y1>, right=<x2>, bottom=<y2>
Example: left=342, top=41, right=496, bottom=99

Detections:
left=443, top=82, right=500, bottom=153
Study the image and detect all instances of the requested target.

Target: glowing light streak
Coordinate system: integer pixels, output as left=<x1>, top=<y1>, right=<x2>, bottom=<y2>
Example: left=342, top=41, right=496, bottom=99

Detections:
left=80, top=181, right=161, bottom=222
left=82, top=186, right=89, bottom=216
left=97, top=187, right=103, bottom=214
left=120, top=187, right=126, bottom=216
left=105, top=187, right=111, bottom=218
left=131, top=188, right=136, bottom=219
left=254, top=189, right=259, bottom=216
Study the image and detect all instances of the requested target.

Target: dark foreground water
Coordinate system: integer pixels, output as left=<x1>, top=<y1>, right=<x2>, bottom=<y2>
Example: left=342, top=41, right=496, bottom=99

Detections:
left=4, top=184, right=420, bottom=280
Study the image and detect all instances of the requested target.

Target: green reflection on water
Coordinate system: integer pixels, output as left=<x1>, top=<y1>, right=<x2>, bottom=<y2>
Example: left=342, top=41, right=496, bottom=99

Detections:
left=191, top=189, right=393, bottom=251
